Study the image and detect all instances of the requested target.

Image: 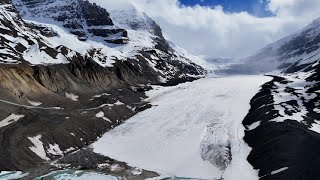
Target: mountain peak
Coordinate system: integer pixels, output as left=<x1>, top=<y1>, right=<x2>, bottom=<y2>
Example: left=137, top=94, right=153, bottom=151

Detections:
left=239, top=16, right=320, bottom=73
left=13, top=0, right=128, bottom=43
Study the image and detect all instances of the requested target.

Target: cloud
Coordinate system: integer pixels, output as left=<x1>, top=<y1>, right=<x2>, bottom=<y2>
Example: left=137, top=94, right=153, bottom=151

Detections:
left=89, top=0, right=320, bottom=58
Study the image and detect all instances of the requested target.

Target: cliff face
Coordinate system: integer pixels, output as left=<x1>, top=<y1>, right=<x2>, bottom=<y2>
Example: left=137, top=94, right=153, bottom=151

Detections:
left=13, top=0, right=128, bottom=43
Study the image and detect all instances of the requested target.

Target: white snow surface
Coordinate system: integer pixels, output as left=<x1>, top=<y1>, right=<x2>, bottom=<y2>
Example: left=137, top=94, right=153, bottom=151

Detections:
left=0, top=114, right=25, bottom=128
left=96, top=111, right=112, bottom=123
left=271, top=167, right=289, bottom=175
left=23, top=43, right=69, bottom=65
left=246, top=121, right=261, bottom=131
left=93, top=75, right=271, bottom=179
left=65, top=92, right=79, bottom=101
left=27, top=100, right=42, bottom=106
left=28, top=135, right=49, bottom=160
left=47, top=143, right=63, bottom=156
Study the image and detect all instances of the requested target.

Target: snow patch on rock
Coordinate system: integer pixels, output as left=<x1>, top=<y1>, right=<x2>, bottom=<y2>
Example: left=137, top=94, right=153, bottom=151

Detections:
left=28, top=135, right=49, bottom=160
left=271, top=167, right=289, bottom=175
left=96, top=111, right=112, bottom=123
left=65, top=92, right=79, bottom=101
left=27, top=100, right=42, bottom=106
left=0, top=114, right=25, bottom=128
left=47, top=143, right=63, bottom=156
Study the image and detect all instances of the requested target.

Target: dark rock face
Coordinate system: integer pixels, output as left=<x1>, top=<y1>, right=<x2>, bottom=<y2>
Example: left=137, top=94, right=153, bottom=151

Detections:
left=243, top=69, right=320, bottom=179
left=14, top=0, right=128, bottom=42
left=88, top=28, right=128, bottom=44
left=135, top=50, right=204, bottom=83
left=0, top=53, right=160, bottom=170
left=0, top=54, right=164, bottom=170
left=79, top=0, right=113, bottom=27
left=21, top=148, right=159, bottom=179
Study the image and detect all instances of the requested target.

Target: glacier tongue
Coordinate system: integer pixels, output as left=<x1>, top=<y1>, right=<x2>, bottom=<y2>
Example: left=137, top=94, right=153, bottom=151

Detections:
left=93, top=75, right=272, bottom=179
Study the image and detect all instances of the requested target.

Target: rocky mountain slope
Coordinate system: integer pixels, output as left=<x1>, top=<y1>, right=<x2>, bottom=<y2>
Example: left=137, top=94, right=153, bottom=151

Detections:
left=239, top=18, right=320, bottom=74
left=14, top=0, right=128, bottom=43
left=0, top=0, right=204, bottom=176
left=242, top=17, right=320, bottom=180
left=13, top=0, right=204, bottom=80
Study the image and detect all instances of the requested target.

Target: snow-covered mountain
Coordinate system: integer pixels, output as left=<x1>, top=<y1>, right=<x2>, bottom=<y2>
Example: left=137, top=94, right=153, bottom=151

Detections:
left=3, top=0, right=320, bottom=179
left=12, top=0, right=204, bottom=77
left=241, top=17, right=320, bottom=180
left=0, top=0, right=205, bottom=177
left=13, top=0, right=128, bottom=43
left=0, top=2, right=77, bottom=65
left=242, top=17, right=320, bottom=73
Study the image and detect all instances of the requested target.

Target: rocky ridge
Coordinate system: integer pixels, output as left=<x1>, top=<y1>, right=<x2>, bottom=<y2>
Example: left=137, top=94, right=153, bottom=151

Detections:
left=234, top=17, right=320, bottom=74
left=242, top=17, right=320, bottom=180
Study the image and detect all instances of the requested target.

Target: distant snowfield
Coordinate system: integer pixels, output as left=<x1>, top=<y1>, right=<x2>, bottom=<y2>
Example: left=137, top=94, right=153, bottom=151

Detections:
left=93, top=75, right=272, bottom=179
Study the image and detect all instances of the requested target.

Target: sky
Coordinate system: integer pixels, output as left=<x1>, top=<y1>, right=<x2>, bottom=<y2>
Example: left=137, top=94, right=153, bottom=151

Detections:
left=89, top=0, right=320, bottom=59
left=179, top=0, right=272, bottom=17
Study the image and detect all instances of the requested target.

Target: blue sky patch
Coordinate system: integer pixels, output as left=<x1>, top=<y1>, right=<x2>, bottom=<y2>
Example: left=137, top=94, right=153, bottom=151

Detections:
left=179, top=0, right=273, bottom=17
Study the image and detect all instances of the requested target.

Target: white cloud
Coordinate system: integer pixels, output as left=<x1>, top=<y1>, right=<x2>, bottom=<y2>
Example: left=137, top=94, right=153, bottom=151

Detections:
left=90, top=0, right=320, bottom=58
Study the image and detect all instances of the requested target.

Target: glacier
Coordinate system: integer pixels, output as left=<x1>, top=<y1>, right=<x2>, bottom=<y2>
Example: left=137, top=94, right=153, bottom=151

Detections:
left=93, top=74, right=272, bottom=179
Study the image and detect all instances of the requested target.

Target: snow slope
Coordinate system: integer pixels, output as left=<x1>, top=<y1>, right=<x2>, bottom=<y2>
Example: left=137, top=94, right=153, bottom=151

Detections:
left=12, top=0, right=206, bottom=78
left=93, top=75, right=271, bottom=179
left=0, top=4, right=76, bottom=65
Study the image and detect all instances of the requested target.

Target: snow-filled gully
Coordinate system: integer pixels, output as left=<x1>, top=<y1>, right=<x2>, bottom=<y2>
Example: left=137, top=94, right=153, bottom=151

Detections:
left=93, top=75, right=272, bottom=180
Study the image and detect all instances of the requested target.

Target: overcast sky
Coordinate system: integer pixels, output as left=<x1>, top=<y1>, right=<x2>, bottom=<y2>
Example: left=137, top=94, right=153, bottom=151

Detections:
left=89, top=0, right=320, bottom=59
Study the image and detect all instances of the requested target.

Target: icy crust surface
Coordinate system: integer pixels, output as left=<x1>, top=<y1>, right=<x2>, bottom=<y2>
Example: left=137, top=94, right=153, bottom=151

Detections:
left=93, top=75, right=271, bottom=179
